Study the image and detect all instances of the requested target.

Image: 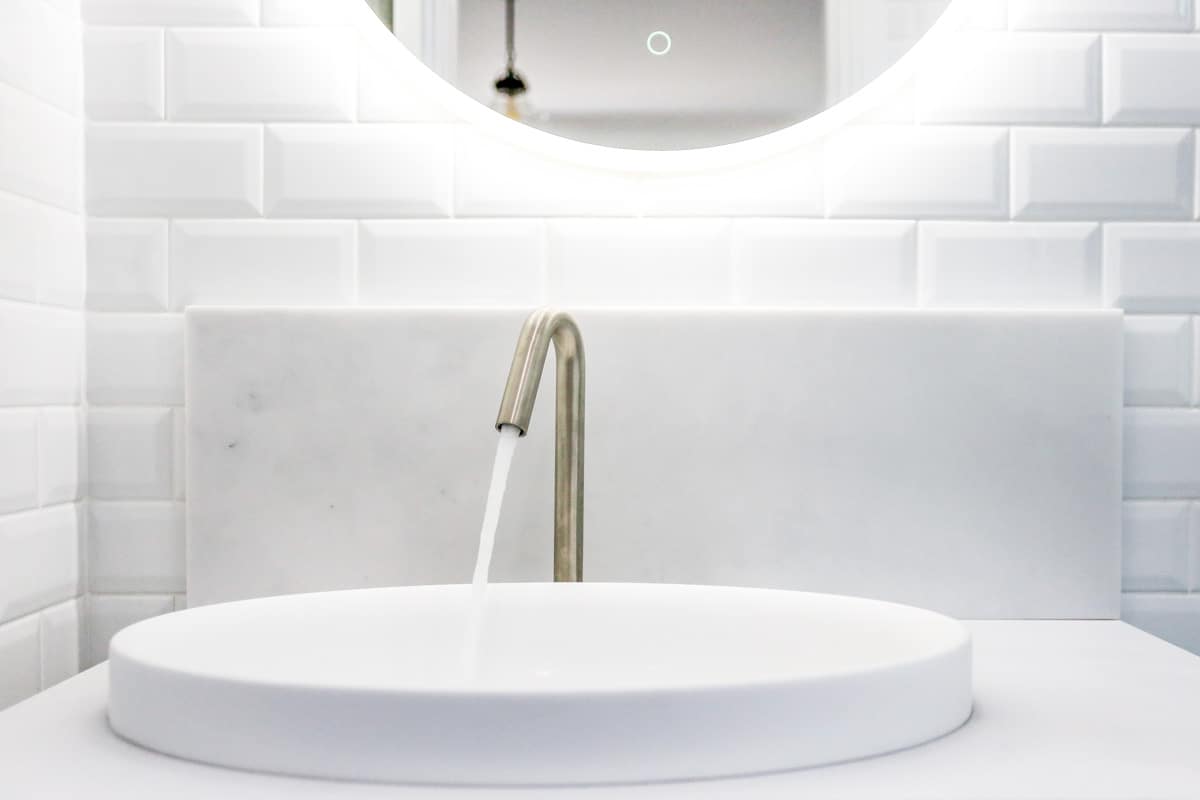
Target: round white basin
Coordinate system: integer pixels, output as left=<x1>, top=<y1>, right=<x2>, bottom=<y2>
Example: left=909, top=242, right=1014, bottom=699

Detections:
left=108, top=583, right=972, bottom=786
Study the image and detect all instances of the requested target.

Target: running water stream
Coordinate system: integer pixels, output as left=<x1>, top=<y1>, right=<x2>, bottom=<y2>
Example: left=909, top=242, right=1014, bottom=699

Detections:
left=461, top=424, right=522, bottom=678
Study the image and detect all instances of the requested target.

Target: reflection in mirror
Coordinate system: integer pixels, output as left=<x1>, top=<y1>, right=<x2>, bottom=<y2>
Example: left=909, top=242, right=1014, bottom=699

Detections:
left=368, top=0, right=953, bottom=151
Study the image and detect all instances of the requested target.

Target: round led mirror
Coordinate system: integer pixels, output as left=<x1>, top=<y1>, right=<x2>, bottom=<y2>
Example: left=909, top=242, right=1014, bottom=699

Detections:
left=364, top=0, right=953, bottom=151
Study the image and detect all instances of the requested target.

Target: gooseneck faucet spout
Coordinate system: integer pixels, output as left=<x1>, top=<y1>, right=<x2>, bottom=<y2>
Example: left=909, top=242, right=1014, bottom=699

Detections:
left=495, top=309, right=584, bottom=582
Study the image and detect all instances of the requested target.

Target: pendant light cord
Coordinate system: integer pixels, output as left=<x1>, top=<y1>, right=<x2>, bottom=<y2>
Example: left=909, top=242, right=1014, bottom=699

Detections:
left=505, top=0, right=517, bottom=72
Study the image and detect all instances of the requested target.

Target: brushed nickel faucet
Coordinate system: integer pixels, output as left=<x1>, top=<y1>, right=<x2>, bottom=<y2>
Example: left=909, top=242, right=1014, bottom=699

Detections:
left=495, top=309, right=584, bottom=582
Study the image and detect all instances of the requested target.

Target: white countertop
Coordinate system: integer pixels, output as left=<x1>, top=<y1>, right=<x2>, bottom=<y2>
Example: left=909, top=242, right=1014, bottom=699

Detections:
left=2, top=621, right=1199, bottom=799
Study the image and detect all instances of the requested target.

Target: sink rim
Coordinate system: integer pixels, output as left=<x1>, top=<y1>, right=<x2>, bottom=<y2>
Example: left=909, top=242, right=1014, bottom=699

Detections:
left=110, top=582, right=972, bottom=698
left=108, top=582, right=974, bottom=786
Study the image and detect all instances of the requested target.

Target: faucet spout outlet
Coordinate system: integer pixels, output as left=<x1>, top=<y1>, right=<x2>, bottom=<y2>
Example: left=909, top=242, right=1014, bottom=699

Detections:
left=496, top=309, right=585, bottom=582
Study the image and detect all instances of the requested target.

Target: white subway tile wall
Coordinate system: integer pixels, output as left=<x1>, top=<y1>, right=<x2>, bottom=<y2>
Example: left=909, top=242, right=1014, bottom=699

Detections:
left=87, top=124, right=263, bottom=217
left=86, top=314, right=184, bottom=405
left=545, top=219, right=733, bottom=306
left=733, top=220, right=917, bottom=307
left=0, top=0, right=84, bottom=709
left=166, top=29, right=357, bottom=122
left=0, top=0, right=1179, bottom=697
left=83, top=28, right=164, bottom=121
left=1123, top=316, right=1193, bottom=405
left=917, top=33, right=1101, bottom=124
left=86, top=219, right=167, bottom=310
left=83, top=594, right=174, bottom=666
left=1105, top=224, right=1200, bottom=311
left=0, top=84, right=82, bottom=212
left=86, top=408, right=175, bottom=500
left=1103, top=35, right=1200, bottom=125
left=1124, top=408, right=1200, bottom=498
left=169, top=220, right=355, bottom=307
left=87, top=502, right=185, bottom=594
left=1010, top=128, right=1195, bottom=220
left=1122, top=501, right=1191, bottom=591
left=81, top=0, right=260, bottom=27
left=453, top=130, right=641, bottom=218
left=358, top=220, right=545, bottom=306
left=918, top=222, right=1101, bottom=307
left=826, top=126, right=1011, bottom=218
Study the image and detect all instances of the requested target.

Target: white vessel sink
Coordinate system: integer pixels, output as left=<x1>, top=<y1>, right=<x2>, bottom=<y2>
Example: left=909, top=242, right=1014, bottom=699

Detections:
left=107, top=583, right=972, bottom=786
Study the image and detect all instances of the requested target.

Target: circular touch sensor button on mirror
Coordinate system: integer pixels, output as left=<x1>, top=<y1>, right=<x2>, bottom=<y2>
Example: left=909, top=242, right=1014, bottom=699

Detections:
left=646, top=30, right=672, bottom=56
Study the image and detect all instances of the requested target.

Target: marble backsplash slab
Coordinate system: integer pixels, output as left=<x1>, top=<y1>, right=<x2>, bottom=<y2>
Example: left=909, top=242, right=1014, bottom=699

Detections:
left=186, top=309, right=1122, bottom=618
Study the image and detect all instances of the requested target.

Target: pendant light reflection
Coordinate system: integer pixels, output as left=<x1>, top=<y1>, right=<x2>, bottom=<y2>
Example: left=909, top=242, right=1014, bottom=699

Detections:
left=491, top=0, right=532, bottom=121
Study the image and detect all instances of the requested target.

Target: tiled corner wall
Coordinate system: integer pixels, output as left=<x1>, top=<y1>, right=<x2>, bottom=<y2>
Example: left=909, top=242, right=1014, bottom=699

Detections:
left=0, top=0, right=87, bottom=709
left=74, top=0, right=1200, bottom=667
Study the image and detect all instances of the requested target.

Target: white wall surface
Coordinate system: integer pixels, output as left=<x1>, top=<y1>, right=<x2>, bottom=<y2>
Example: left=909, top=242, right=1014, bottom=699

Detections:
left=70, top=0, right=1200, bottom=669
left=0, top=0, right=86, bottom=709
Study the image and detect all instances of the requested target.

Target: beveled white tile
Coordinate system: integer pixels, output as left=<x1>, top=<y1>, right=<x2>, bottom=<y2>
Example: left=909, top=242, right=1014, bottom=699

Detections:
left=167, top=29, right=356, bottom=122
left=0, top=303, right=82, bottom=407
left=1191, top=504, right=1200, bottom=591
left=546, top=220, right=732, bottom=307
left=0, top=193, right=83, bottom=310
left=88, top=124, right=262, bottom=217
left=265, top=125, right=452, bottom=218
left=86, top=219, right=168, bottom=311
left=261, top=0, right=346, bottom=25
left=0, top=191, right=80, bottom=308
left=1012, top=128, right=1194, bottom=220
left=170, top=220, right=355, bottom=309
left=1122, top=593, right=1200, bottom=655
left=82, top=0, right=259, bottom=25
left=33, top=207, right=84, bottom=310
left=0, top=616, right=40, bottom=710
left=84, top=594, right=174, bottom=667
left=87, top=408, right=173, bottom=499
left=1124, top=408, right=1200, bottom=498
left=0, top=191, right=85, bottom=311
left=0, top=192, right=39, bottom=303
left=919, top=222, right=1101, bottom=308
left=455, top=130, right=639, bottom=217
left=1122, top=501, right=1190, bottom=591
left=0, top=505, right=81, bottom=626
left=826, top=126, right=1009, bottom=219
left=84, top=27, right=163, bottom=121
left=38, top=598, right=80, bottom=689
left=1123, top=316, right=1193, bottom=406
left=88, top=502, right=185, bottom=594
left=1104, top=224, right=1200, bottom=312
left=35, top=1, right=83, bottom=115
left=0, top=83, right=81, bottom=212
left=918, top=33, right=1100, bottom=124
left=0, top=411, right=39, bottom=514
left=1105, top=35, right=1200, bottom=124
left=638, top=147, right=824, bottom=217
left=732, top=220, right=916, bottom=307
left=87, top=314, right=184, bottom=406
left=1010, top=0, right=1195, bottom=31
left=0, top=0, right=38, bottom=99
left=0, top=0, right=82, bottom=114
left=172, top=408, right=185, bottom=501
left=359, top=220, right=544, bottom=306
left=1195, top=320, right=1200, bottom=405
left=38, top=408, right=82, bottom=506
